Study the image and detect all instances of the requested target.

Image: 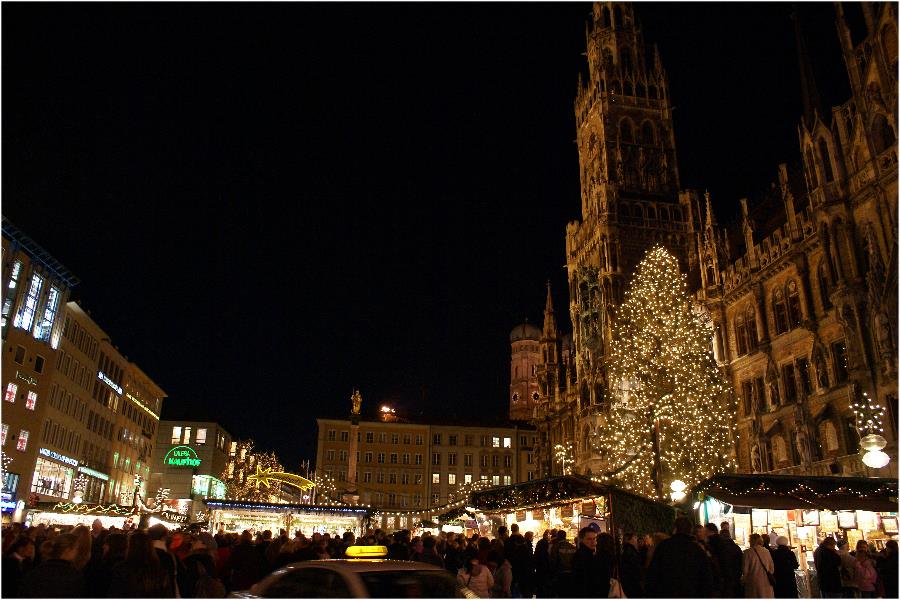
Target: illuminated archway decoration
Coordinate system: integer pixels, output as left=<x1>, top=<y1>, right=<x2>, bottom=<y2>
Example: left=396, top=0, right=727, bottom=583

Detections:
left=246, top=465, right=315, bottom=491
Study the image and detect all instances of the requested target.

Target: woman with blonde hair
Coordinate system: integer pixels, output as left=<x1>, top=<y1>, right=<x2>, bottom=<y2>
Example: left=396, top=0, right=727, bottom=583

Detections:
left=71, top=524, right=93, bottom=571
left=742, top=533, right=775, bottom=598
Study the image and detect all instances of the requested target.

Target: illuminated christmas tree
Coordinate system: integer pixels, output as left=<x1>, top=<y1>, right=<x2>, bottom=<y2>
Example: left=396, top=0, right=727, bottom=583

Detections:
left=598, top=246, right=736, bottom=500
left=221, top=440, right=285, bottom=502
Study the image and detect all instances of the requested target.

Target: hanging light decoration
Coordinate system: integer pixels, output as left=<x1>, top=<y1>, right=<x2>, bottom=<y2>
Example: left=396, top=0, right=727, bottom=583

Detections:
left=852, top=392, right=890, bottom=469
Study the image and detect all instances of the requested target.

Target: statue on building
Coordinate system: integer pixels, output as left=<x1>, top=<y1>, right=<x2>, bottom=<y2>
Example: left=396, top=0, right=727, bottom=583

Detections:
left=794, top=428, right=811, bottom=466
left=874, top=310, right=895, bottom=374
left=751, top=444, right=763, bottom=473
left=351, top=389, right=362, bottom=415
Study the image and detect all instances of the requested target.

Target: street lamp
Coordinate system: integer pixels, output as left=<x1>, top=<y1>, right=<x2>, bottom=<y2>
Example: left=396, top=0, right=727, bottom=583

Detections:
left=669, top=479, right=687, bottom=503
left=853, top=392, right=890, bottom=470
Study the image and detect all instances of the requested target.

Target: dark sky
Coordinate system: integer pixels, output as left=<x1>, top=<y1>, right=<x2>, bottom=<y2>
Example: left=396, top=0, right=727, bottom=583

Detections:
left=3, top=2, right=860, bottom=468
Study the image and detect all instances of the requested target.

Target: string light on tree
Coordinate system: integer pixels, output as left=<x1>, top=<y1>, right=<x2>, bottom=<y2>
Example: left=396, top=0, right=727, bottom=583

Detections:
left=852, top=392, right=890, bottom=469
left=554, top=442, right=575, bottom=475
left=596, top=246, right=736, bottom=501
left=1, top=451, right=12, bottom=474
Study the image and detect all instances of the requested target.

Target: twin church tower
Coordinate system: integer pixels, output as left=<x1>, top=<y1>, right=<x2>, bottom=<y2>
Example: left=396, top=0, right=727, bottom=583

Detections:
left=510, top=2, right=898, bottom=480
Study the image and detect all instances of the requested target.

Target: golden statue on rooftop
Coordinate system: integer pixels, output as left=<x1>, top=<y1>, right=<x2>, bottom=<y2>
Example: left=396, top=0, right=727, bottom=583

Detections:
left=351, top=389, right=362, bottom=415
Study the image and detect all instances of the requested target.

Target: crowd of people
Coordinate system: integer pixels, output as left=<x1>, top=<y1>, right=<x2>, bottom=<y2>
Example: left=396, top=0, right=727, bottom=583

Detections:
left=0, top=516, right=897, bottom=598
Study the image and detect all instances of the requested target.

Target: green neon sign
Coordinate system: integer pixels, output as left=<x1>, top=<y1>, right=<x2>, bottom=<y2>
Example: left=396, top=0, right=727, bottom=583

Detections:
left=164, top=445, right=201, bottom=468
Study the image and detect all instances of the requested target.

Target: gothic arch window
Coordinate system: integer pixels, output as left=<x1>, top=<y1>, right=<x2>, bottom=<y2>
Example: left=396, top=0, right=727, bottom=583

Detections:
left=646, top=205, right=657, bottom=220
left=773, top=288, right=789, bottom=335
left=611, top=80, right=622, bottom=95
left=641, top=121, right=655, bottom=145
left=619, top=119, right=634, bottom=143
left=735, top=315, right=748, bottom=356
left=786, top=280, right=803, bottom=326
left=805, top=148, right=819, bottom=189
left=745, top=306, right=758, bottom=352
left=819, top=420, right=839, bottom=453
left=659, top=207, right=669, bottom=221
left=818, top=138, right=835, bottom=182
left=623, top=81, right=633, bottom=96
left=636, top=82, right=646, bottom=97
left=773, top=435, right=788, bottom=464
left=582, top=427, right=591, bottom=453
left=818, top=260, right=832, bottom=311
left=648, top=85, right=658, bottom=99
left=613, top=4, right=623, bottom=28
left=882, top=23, right=898, bottom=68
left=602, top=6, right=611, bottom=28
left=621, top=47, right=633, bottom=72
left=871, top=113, right=896, bottom=154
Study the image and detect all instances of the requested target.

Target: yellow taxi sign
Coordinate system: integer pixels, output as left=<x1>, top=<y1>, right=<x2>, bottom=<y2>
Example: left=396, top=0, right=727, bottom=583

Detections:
left=345, top=545, right=388, bottom=558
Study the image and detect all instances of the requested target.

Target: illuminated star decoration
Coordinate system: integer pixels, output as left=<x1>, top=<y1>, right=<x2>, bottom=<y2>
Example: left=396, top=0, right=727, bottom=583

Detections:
left=246, top=465, right=316, bottom=491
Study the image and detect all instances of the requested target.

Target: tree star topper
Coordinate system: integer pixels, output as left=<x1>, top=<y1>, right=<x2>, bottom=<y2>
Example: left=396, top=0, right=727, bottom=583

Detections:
left=246, top=465, right=316, bottom=491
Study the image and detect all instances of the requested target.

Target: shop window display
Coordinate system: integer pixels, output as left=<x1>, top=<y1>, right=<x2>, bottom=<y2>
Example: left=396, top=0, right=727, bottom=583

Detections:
left=31, top=457, right=74, bottom=498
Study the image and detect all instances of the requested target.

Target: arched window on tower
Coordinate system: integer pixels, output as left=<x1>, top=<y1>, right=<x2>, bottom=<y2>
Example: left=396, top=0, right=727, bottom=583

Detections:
left=805, top=148, right=819, bottom=189
left=735, top=315, right=747, bottom=356
left=623, top=81, right=633, bottom=96
left=818, top=139, right=835, bottom=182
left=648, top=85, right=658, bottom=99
left=611, top=80, right=621, bottom=95
left=619, top=119, right=634, bottom=144
left=641, top=121, right=655, bottom=145
left=614, top=5, right=623, bottom=28
left=636, top=82, right=646, bottom=97
left=872, top=113, right=896, bottom=154
left=818, top=260, right=832, bottom=311
left=786, top=280, right=803, bottom=326
left=621, top=47, right=633, bottom=72
left=745, top=306, right=758, bottom=353
left=773, top=288, right=789, bottom=334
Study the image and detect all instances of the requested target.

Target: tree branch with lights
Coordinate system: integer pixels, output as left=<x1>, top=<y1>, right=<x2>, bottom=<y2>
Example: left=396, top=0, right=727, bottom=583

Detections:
left=596, top=246, right=736, bottom=501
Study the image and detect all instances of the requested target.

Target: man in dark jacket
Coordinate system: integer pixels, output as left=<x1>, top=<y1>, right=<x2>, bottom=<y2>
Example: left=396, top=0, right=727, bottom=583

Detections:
left=714, top=528, right=744, bottom=597
left=620, top=532, right=644, bottom=598
left=571, top=527, right=610, bottom=598
left=813, top=537, right=842, bottom=598
left=877, top=539, right=898, bottom=599
left=645, top=517, right=715, bottom=598
left=412, top=535, right=444, bottom=568
left=510, top=532, right=536, bottom=600
left=772, top=536, right=799, bottom=598
left=2, top=537, right=35, bottom=598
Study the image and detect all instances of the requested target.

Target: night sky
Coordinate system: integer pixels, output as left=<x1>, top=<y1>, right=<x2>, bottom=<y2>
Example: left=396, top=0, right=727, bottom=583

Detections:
left=3, top=2, right=862, bottom=468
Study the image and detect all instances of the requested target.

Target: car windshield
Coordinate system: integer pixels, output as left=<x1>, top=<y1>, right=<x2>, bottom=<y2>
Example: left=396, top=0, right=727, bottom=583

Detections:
left=359, top=569, right=458, bottom=598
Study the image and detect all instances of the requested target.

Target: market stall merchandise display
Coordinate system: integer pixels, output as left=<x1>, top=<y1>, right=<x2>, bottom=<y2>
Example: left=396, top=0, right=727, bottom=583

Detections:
left=205, top=500, right=370, bottom=536
left=470, top=475, right=674, bottom=539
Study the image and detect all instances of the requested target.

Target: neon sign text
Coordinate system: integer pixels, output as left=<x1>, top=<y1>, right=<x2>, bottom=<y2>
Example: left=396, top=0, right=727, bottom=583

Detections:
left=97, top=371, right=123, bottom=395
left=164, top=446, right=201, bottom=468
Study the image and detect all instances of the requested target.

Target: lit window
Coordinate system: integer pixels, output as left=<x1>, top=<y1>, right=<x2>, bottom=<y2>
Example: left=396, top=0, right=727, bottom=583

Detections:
left=183, top=427, right=191, bottom=444
left=448, top=473, right=457, bottom=485
left=1, top=423, right=7, bottom=445
left=492, top=475, right=500, bottom=486
left=492, top=437, right=500, bottom=448
left=14, top=274, right=43, bottom=331
left=464, top=473, right=473, bottom=484
left=196, top=428, right=207, bottom=445
left=1, top=260, right=23, bottom=330
left=171, top=426, right=182, bottom=444
left=229, top=441, right=237, bottom=455
left=16, top=430, right=29, bottom=452
left=432, top=473, right=440, bottom=484
left=503, top=475, right=512, bottom=485
left=113, top=451, right=119, bottom=467
left=124, top=458, right=131, bottom=471
left=33, top=286, right=60, bottom=342
left=4, top=383, right=17, bottom=403
left=503, top=437, right=512, bottom=448
left=25, top=391, right=37, bottom=411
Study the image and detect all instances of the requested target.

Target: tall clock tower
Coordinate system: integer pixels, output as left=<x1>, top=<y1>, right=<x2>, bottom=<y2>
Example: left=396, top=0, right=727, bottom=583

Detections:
left=562, top=2, right=703, bottom=476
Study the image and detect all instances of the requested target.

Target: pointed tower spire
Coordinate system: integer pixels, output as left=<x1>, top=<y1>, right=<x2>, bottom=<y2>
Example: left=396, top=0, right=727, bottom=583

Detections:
left=704, top=190, right=715, bottom=228
left=792, top=7, right=824, bottom=129
left=543, top=280, right=557, bottom=339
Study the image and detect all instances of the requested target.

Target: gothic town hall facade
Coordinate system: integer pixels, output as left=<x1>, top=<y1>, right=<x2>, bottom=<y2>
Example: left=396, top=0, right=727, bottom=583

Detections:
left=510, top=2, right=898, bottom=482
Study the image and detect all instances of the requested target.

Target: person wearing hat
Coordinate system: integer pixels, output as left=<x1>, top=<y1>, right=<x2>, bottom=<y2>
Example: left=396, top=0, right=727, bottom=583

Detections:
left=772, top=536, right=799, bottom=598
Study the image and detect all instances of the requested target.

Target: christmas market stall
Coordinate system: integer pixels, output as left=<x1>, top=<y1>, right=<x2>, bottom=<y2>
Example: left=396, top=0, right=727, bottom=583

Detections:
left=25, top=501, right=139, bottom=529
left=470, top=475, right=675, bottom=540
left=206, top=500, right=371, bottom=537
left=691, top=474, right=898, bottom=597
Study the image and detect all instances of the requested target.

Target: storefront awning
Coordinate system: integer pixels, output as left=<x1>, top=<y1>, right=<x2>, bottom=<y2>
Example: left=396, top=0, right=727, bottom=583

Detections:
left=694, top=474, right=899, bottom=511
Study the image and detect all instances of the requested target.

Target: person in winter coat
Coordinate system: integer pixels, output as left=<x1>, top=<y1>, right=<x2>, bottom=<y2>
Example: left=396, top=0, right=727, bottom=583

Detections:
left=412, top=536, right=444, bottom=568
left=742, top=533, right=775, bottom=598
left=814, top=538, right=842, bottom=598
left=853, top=541, right=878, bottom=598
left=836, top=539, right=859, bottom=598
left=620, top=532, right=645, bottom=598
left=570, top=528, right=611, bottom=598
left=876, top=539, right=898, bottom=599
left=108, top=530, right=173, bottom=598
left=772, top=536, right=799, bottom=598
left=645, top=517, right=715, bottom=598
left=457, top=557, right=494, bottom=598
left=18, top=533, right=85, bottom=598
left=2, top=536, right=35, bottom=598
left=534, top=530, right=551, bottom=598
left=488, top=552, right=514, bottom=598
left=714, top=528, right=744, bottom=598
left=84, top=532, right=127, bottom=598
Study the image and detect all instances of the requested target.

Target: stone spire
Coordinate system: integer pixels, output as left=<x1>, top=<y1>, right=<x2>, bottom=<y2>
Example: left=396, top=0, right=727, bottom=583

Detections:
left=543, top=281, right=557, bottom=339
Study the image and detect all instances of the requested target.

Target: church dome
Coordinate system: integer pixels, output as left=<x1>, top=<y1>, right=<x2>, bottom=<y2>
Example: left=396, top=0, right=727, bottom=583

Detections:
left=510, top=323, right=541, bottom=342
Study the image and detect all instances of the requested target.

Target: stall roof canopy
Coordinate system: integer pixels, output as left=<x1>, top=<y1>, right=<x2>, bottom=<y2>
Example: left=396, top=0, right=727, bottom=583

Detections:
left=695, top=474, right=899, bottom=511
left=471, top=475, right=608, bottom=511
